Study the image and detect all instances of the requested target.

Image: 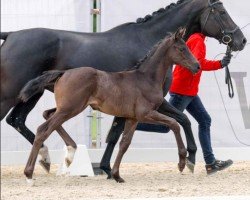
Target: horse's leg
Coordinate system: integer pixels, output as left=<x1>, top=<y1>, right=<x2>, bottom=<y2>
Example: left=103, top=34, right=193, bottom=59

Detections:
left=6, top=93, right=42, bottom=144
left=24, top=110, right=71, bottom=184
left=43, top=108, right=77, bottom=167
left=100, top=117, right=125, bottom=178
left=0, top=98, right=15, bottom=120
left=111, top=119, right=138, bottom=183
left=157, top=99, right=197, bottom=172
left=5, top=93, right=51, bottom=173
left=142, top=110, right=187, bottom=172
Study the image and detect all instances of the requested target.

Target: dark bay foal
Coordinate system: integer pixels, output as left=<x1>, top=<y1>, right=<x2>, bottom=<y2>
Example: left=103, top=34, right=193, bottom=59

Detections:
left=19, top=28, right=200, bottom=184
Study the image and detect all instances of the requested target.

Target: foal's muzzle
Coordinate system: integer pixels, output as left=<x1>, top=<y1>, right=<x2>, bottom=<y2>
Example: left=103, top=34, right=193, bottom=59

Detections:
left=191, top=63, right=200, bottom=74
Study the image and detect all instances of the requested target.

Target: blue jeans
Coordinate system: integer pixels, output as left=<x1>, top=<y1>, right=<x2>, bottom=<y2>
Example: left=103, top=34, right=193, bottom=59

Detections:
left=169, top=92, right=215, bottom=164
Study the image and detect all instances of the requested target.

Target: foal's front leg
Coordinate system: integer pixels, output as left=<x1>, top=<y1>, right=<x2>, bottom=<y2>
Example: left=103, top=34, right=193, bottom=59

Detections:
left=143, top=110, right=187, bottom=172
left=100, top=117, right=126, bottom=178
left=111, top=119, right=138, bottom=183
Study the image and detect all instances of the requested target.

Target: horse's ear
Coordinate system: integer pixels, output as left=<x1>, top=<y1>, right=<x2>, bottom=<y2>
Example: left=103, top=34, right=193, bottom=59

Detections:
left=174, top=27, right=186, bottom=40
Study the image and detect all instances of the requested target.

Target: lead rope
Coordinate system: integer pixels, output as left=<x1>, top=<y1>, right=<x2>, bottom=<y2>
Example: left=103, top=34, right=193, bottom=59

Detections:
left=224, top=46, right=234, bottom=98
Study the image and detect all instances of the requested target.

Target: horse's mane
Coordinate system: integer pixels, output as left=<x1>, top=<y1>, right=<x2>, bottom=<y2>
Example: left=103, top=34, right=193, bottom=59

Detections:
left=133, top=33, right=173, bottom=69
left=136, top=0, right=189, bottom=23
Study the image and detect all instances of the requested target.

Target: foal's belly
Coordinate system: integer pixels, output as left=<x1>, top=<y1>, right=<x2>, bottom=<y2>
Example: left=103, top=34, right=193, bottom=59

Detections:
left=89, top=94, right=137, bottom=118
left=89, top=92, right=163, bottom=120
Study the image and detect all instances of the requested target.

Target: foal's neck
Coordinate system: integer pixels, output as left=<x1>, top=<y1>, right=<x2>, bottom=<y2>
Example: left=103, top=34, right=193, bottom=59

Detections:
left=137, top=40, right=173, bottom=86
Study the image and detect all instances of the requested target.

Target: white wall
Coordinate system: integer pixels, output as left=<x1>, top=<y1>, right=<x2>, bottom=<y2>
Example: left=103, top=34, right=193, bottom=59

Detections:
left=1, top=0, right=93, bottom=151
left=1, top=0, right=92, bottom=32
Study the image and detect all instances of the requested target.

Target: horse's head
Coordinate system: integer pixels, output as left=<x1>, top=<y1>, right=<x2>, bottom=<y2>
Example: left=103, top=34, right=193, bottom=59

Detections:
left=168, top=28, right=200, bottom=74
left=199, top=0, right=247, bottom=51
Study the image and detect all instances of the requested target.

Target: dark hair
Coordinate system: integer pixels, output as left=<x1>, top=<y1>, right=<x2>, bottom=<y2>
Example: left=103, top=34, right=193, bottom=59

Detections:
left=136, top=0, right=188, bottom=23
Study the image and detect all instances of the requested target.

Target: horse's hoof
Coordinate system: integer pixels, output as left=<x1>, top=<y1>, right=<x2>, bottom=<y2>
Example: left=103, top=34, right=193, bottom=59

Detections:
left=100, top=165, right=112, bottom=179
left=186, top=158, right=195, bottom=173
left=26, top=178, right=35, bottom=186
left=65, top=146, right=76, bottom=168
left=107, top=174, right=112, bottom=179
left=39, top=160, right=50, bottom=173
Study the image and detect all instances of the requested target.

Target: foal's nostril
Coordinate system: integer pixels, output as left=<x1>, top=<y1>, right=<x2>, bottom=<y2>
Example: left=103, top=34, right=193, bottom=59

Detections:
left=195, top=63, right=200, bottom=70
left=242, top=37, right=247, bottom=45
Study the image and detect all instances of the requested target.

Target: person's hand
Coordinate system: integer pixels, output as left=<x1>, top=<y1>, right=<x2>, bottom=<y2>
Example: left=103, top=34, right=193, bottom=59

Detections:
left=221, top=54, right=232, bottom=68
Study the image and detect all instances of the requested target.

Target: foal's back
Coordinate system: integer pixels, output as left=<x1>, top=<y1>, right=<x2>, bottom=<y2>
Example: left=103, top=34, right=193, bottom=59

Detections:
left=54, top=67, right=163, bottom=119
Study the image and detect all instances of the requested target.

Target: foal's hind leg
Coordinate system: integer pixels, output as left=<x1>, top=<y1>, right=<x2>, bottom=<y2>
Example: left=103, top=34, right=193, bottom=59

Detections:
left=43, top=108, right=77, bottom=167
left=24, top=111, right=71, bottom=183
left=142, top=111, right=187, bottom=172
left=111, top=119, right=138, bottom=183
left=157, top=99, right=197, bottom=172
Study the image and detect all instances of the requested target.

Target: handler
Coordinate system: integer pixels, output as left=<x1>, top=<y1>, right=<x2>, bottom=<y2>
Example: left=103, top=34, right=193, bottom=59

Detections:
left=169, top=32, right=233, bottom=175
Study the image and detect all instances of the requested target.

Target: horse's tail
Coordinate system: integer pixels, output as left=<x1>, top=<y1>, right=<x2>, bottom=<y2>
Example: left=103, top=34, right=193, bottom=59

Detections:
left=0, top=32, right=12, bottom=40
left=19, top=70, right=65, bottom=102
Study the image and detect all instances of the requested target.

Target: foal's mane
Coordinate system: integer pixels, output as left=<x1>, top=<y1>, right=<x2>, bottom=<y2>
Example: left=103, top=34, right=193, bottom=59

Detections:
left=133, top=33, right=173, bottom=69
left=136, top=0, right=189, bottom=23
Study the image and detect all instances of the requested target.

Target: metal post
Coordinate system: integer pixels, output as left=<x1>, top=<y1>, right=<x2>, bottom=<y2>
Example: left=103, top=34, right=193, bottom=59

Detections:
left=96, top=0, right=101, bottom=32
left=96, top=111, right=102, bottom=148
left=87, top=107, right=94, bottom=148
left=90, top=0, right=102, bottom=149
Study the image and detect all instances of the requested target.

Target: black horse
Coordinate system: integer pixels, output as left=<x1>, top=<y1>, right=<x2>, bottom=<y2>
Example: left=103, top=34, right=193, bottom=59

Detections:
left=0, top=0, right=246, bottom=176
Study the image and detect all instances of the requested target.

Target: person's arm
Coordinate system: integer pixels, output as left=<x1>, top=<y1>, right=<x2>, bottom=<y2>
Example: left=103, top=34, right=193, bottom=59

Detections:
left=191, top=41, right=222, bottom=71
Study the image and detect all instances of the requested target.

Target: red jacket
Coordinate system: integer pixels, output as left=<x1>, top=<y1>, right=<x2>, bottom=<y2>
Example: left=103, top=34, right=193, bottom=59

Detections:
left=169, top=33, right=222, bottom=96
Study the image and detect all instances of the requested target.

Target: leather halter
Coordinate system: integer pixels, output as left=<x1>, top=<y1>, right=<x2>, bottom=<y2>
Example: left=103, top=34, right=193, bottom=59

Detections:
left=201, top=0, right=236, bottom=98
left=201, top=0, right=239, bottom=45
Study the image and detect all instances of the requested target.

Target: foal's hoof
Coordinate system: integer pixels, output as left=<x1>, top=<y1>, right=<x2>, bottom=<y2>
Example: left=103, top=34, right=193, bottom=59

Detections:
left=100, top=165, right=112, bottom=179
left=39, top=160, right=51, bottom=173
left=178, top=161, right=186, bottom=173
left=113, top=176, right=125, bottom=183
left=111, top=172, right=125, bottom=183
left=38, top=145, right=51, bottom=173
left=65, top=158, right=71, bottom=168
left=26, top=178, right=35, bottom=187
left=186, top=158, right=195, bottom=173
left=65, top=146, right=76, bottom=168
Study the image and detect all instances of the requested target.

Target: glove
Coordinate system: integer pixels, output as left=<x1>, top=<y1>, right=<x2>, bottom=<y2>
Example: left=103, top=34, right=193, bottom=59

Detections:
left=221, top=54, right=232, bottom=68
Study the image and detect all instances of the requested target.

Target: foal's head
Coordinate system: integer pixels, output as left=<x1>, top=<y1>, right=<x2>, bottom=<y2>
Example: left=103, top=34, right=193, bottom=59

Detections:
left=167, top=28, right=200, bottom=74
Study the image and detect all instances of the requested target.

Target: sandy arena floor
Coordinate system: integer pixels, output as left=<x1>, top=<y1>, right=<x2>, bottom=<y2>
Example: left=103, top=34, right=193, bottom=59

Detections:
left=1, top=161, right=250, bottom=200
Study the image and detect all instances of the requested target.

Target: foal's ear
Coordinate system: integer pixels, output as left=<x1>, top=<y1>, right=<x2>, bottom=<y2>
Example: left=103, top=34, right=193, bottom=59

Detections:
left=174, top=27, right=186, bottom=40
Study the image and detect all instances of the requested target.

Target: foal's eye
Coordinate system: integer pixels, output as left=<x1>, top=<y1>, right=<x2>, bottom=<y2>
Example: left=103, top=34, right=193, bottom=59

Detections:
left=219, top=10, right=226, bottom=15
left=179, top=48, right=185, bottom=52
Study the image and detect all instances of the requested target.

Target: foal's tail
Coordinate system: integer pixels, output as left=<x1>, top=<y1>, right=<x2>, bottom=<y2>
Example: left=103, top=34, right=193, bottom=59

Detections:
left=19, top=70, right=65, bottom=102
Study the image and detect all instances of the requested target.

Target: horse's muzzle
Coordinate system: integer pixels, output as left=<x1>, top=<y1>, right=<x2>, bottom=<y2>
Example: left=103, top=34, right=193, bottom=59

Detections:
left=231, top=36, right=247, bottom=51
